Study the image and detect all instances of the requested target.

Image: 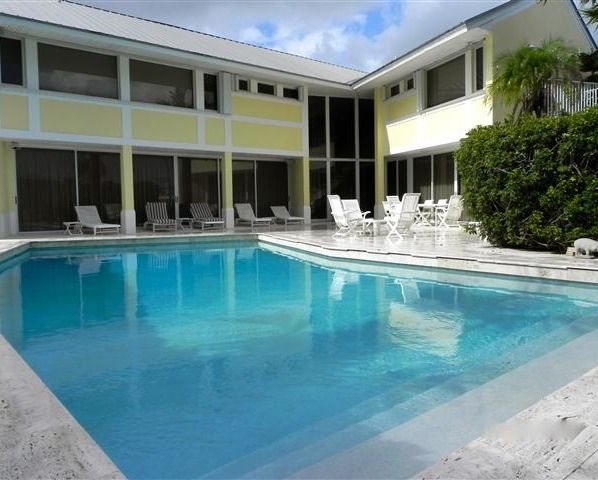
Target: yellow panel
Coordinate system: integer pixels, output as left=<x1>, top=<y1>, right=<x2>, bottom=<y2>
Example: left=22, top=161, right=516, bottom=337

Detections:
left=205, top=117, right=225, bottom=146
left=231, top=95, right=302, bottom=123
left=387, top=95, right=417, bottom=122
left=0, top=94, right=28, bottom=130
left=132, top=109, right=197, bottom=143
left=232, top=121, right=302, bottom=151
left=289, top=156, right=309, bottom=209
left=40, top=98, right=122, bottom=137
left=374, top=87, right=387, bottom=204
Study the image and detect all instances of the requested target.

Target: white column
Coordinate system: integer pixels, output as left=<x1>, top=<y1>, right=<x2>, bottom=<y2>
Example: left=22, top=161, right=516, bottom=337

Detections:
left=194, top=70, right=204, bottom=110
left=219, top=72, right=232, bottom=115
left=415, top=70, right=425, bottom=112
left=24, top=39, right=39, bottom=134
left=118, top=56, right=130, bottom=101
left=465, top=49, right=474, bottom=96
left=407, top=158, right=414, bottom=192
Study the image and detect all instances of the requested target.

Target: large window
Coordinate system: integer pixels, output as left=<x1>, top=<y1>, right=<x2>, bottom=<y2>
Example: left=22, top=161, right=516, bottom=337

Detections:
left=426, top=55, right=465, bottom=108
left=433, top=152, right=455, bottom=201
left=330, top=161, right=355, bottom=199
left=329, top=97, right=355, bottom=158
left=387, top=159, right=407, bottom=197
left=413, top=156, right=432, bottom=200
left=204, top=73, right=218, bottom=111
left=77, top=152, right=121, bottom=224
left=133, top=155, right=175, bottom=224
left=0, top=37, right=23, bottom=85
left=130, top=60, right=193, bottom=108
left=178, top=158, right=221, bottom=218
left=359, top=99, right=374, bottom=159
left=309, top=161, right=327, bottom=219
left=308, top=96, right=326, bottom=157
left=475, top=47, right=484, bottom=91
left=38, top=43, right=118, bottom=98
left=359, top=161, right=375, bottom=214
left=232, top=160, right=288, bottom=217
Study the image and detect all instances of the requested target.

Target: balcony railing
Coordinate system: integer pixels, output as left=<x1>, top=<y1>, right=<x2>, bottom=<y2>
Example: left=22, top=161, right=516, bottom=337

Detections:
left=543, top=79, right=598, bottom=116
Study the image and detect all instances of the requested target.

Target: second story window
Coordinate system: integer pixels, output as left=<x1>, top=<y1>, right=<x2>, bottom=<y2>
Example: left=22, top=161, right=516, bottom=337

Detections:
left=238, top=78, right=249, bottom=91
left=130, top=59, right=193, bottom=108
left=204, top=73, right=218, bottom=111
left=283, top=87, right=299, bottom=100
left=389, top=84, right=401, bottom=97
left=406, top=77, right=414, bottom=90
left=475, top=47, right=484, bottom=91
left=38, top=43, right=118, bottom=99
left=0, top=37, right=23, bottom=86
left=426, top=55, right=465, bottom=108
left=257, top=82, right=275, bottom=95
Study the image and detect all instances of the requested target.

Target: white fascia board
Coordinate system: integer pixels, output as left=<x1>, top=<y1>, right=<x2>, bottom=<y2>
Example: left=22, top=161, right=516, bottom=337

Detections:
left=0, top=15, right=355, bottom=91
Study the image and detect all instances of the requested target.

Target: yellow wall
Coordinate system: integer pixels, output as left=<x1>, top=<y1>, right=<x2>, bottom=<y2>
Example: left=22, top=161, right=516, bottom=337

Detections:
left=222, top=151, right=233, bottom=210
left=289, top=156, right=310, bottom=210
left=386, top=94, right=492, bottom=155
left=386, top=94, right=417, bottom=122
left=232, top=121, right=302, bottom=151
left=120, top=145, right=134, bottom=210
left=374, top=87, right=387, bottom=206
left=205, top=117, right=225, bottom=146
left=231, top=95, right=302, bottom=123
left=132, top=109, right=197, bottom=143
left=40, top=99, right=122, bottom=137
left=0, top=142, right=16, bottom=215
left=0, top=95, right=28, bottom=130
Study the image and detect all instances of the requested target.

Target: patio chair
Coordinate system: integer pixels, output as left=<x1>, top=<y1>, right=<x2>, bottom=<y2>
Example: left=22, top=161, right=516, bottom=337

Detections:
left=415, top=199, right=435, bottom=226
left=384, top=192, right=420, bottom=239
left=435, top=194, right=463, bottom=228
left=145, top=202, right=177, bottom=232
left=234, top=203, right=273, bottom=230
left=190, top=202, right=225, bottom=232
left=327, top=195, right=362, bottom=236
left=74, top=205, right=121, bottom=235
left=270, top=206, right=304, bottom=228
left=342, top=199, right=371, bottom=234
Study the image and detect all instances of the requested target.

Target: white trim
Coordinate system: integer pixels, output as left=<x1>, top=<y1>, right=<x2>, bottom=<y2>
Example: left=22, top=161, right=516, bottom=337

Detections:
left=194, top=69, right=204, bottom=111
left=231, top=90, right=302, bottom=105
left=325, top=95, right=330, bottom=159
left=117, top=55, right=130, bottom=101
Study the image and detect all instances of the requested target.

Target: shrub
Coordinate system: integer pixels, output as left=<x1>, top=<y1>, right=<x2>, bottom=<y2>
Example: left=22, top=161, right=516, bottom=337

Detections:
left=456, top=108, right=598, bottom=251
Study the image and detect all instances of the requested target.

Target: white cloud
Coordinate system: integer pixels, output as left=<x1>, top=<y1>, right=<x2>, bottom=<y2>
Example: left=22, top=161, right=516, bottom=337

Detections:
left=81, top=0, right=595, bottom=71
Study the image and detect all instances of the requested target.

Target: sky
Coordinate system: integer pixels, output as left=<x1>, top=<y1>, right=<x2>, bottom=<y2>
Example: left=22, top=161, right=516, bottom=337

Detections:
left=78, top=0, right=597, bottom=72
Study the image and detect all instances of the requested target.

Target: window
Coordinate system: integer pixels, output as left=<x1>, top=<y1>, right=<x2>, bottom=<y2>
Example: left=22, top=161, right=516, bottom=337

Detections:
left=204, top=73, right=218, bottom=111
left=283, top=87, right=299, bottom=100
left=413, top=155, right=432, bottom=200
left=38, top=43, right=118, bottom=98
left=386, top=159, right=407, bottom=197
left=308, top=96, right=326, bottom=157
left=426, top=55, right=465, bottom=108
left=359, top=99, right=374, bottom=159
left=475, top=47, right=484, bottom=91
left=133, top=155, right=175, bottom=224
left=238, top=78, right=249, bottom=91
left=178, top=158, right=221, bottom=218
left=77, top=152, right=121, bottom=224
left=257, top=82, right=275, bottom=95
left=389, top=84, right=400, bottom=97
left=130, top=59, right=193, bottom=108
left=433, top=152, right=455, bottom=201
left=330, top=161, right=356, bottom=198
left=309, top=161, right=327, bottom=219
left=0, top=37, right=23, bottom=85
left=406, top=77, right=414, bottom=90
left=329, top=97, right=355, bottom=158
left=359, top=161, right=375, bottom=214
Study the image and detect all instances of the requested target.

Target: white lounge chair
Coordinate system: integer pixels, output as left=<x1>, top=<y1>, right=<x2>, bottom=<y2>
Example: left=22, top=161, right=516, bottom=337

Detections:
left=145, top=202, right=177, bottom=232
left=235, top=203, right=273, bottom=230
left=190, top=202, right=225, bottom=231
left=74, top=205, right=120, bottom=235
left=270, top=206, right=304, bottom=228
left=327, top=195, right=362, bottom=236
left=384, top=192, right=420, bottom=239
left=435, top=194, right=463, bottom=228
left=342, top=199, right=371, bottom=234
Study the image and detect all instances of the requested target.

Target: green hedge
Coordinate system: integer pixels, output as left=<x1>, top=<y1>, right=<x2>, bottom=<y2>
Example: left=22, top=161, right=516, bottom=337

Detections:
left=456, top=108, right=598, bottom=251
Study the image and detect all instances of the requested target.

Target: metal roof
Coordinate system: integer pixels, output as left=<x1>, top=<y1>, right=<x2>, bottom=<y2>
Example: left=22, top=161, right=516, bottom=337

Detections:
left=0, top=0, right=365, bottom=85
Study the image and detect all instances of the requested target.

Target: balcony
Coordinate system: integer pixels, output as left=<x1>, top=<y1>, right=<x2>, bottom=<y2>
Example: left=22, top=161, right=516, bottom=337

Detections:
left=543, top=80, right=598, bottom=116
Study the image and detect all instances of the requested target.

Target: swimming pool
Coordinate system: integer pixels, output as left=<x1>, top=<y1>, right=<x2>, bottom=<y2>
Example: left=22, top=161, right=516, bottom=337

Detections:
left=0, top=241, right=597, bottom=479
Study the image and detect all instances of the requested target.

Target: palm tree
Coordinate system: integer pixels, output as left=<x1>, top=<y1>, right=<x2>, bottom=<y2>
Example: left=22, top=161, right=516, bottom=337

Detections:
left=579, top=0, right=598, bottom=26
left=487, top=39, right=581, bottom=118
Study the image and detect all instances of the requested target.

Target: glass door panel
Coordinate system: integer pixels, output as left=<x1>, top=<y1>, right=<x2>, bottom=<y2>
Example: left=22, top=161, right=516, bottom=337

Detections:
left=133, top=155, right=175, bottom=225
left=330, top=161, right=356, bottom=199
left=309, top=161, right=327, bottom=220
left=359, top=161, right=375, bottom=214
left=232, top=160, right=256, bottom=213
left=77, top=151, right=121, bottom=223
left=178, top=158, right=220, bottom=218
left=16, top=148, right=76, bottom=231
left=433, top=152, right=455, bottom=202
left=413, top=156, right=432, bottom=201
left=256, top=161, right=288, bottom=217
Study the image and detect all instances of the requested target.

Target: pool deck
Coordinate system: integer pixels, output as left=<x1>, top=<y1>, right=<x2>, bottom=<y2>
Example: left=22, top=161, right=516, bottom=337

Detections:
left=0, top=225, right=597, bottom=479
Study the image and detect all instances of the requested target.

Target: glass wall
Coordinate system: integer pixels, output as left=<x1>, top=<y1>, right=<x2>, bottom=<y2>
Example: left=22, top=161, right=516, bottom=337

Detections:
left=433, top=152, right=455, bottom=201
left=38, top=43, right=118, bottom=98
left=330, top=161, right=355, bottom=199
left=426, top=55, right=465, bottom=108
left=413, top=156, right=432, bottom=200
left=329, top=97, right=355, bottom=158
left=16, top=148, right=77, bottom=231
left=475, top=47, right=484, bottom=91
left=387, top=159, right=408, bottom=197
left=359, top=161, right=375, bottom=214
left=0, top=37, right=23, bottom=85
left=178, top=158, right=220, bottom=218
left=359, top=99, right=374, bottom=159
left=232, top=160, right=288, bottom=217
left=232, top=160, right=255, bottom=211
left=133, top=155, right=175, bottom=224
left=309, top=161, right=327, bottom=220
left=204, top=74, right=218, bottom=111
left=308, top=96, right=326, bottom=157
left=77, top=152, right=121, bottom=224
left=130, top=60, right=193, bottom=108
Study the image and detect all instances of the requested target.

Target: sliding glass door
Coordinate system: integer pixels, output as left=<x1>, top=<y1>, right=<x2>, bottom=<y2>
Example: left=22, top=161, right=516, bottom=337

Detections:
left=309, top=161, right=327, bottom=220
left=77, top=152, right=121, bottom=223
left=413, top=156, right=432, bottom=201
left=133, top=155, right=175, bottom=225
left=178, top=157, right=221, bottom=218
left=16, top=148, right=76, bottom=231
left=433, top=152, right=455, bottom=201
left=232, top=159, right=288, bottom=216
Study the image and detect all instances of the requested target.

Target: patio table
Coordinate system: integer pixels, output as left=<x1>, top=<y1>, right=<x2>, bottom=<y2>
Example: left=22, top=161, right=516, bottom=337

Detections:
left=415, top=203, right=437, bottom=226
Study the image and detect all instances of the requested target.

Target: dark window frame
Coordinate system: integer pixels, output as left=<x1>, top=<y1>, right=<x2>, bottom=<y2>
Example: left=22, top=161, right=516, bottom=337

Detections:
left=204, top=73, right=219, bottom=111
left=257, top=82, right=275, bottom=95
left=282, top=87, right=299, bottom=100
left=0, top=36, right=24, bottom=86
left=426, top=54, right=466, bottom=109
left=238, top=78, right=249, bottom=91
left=475, top=46, right=484, bottom=91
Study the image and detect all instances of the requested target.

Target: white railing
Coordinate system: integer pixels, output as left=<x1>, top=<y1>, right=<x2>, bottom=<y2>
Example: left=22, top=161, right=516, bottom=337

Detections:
left=543, top=79, right=598, bottom=115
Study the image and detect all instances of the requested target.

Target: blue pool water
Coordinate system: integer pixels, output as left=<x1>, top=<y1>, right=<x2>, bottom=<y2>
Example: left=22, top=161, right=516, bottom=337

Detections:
left=0, top=241, right=597, bottom=479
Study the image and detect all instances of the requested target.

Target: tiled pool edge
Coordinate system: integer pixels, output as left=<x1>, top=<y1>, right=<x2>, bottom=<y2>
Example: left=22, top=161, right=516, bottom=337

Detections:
left=0, top=335, right=124, bottom=479
left=258, top=233, right=598, bottom=284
